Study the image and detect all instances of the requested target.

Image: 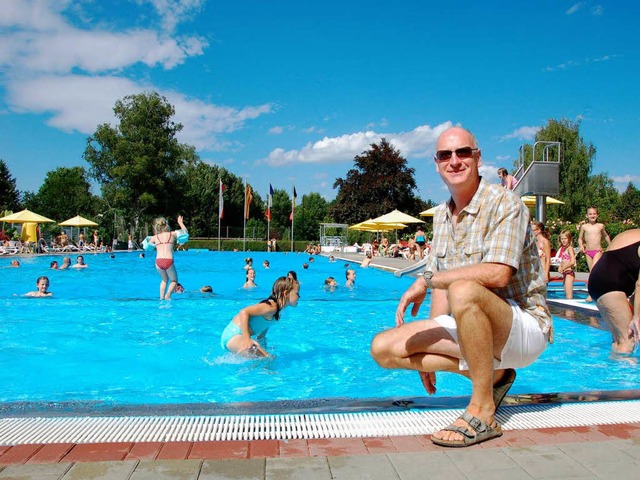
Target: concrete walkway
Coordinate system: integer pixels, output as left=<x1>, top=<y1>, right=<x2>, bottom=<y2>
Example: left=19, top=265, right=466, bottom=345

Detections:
left=1, top=425, right=640, bottom=479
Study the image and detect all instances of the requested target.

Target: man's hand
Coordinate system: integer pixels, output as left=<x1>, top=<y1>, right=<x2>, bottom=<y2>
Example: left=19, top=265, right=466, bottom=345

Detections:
left=395, top=278, right=428, bottom=327
left=419, top=371, right=437, bottom=395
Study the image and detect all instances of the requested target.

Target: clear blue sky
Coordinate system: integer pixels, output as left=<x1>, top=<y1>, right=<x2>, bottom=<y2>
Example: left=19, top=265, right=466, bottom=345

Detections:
left=1, top=0, right=638, bottom=204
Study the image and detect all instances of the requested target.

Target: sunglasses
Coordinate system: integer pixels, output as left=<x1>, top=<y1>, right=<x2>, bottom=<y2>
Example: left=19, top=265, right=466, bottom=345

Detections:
left=434, top=147, right=479, bottom=162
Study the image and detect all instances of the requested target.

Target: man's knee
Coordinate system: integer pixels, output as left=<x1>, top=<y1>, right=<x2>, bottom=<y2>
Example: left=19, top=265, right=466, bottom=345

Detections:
left=447, top=279, right=484, bottom=315
left=370, top=331, right=394, bottom=368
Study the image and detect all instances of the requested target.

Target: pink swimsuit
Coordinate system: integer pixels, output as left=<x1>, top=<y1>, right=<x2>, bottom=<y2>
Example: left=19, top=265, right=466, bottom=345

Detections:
left=558, top=246, right=574, bottom=277
left=584, top=249, right=601, bottom=259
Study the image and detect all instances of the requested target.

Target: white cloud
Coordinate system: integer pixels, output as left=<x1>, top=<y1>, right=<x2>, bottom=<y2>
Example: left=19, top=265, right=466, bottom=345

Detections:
left=499, top=126, right=540, bottom=142
left=591, top=5, right=604, bottom=16
left=544, top=54, right=618, bottom=72
left=137, top=0, right=206, bottom=32
left=0, top=1, right=270, bottom=152
left=543, top=59, right=579, bottom=72
left=269, top=126, right=284, bottom=134
left=566, top=2, right=585, bottom=15
left=366, top=118, right=389, bottom=129
left=612, top=175, right=640, bottom=188
left=260, top=122, right=452, bottom=167
left=0, top=1, right=207, bottom=73
left=6, top=73, right=273, bottom=150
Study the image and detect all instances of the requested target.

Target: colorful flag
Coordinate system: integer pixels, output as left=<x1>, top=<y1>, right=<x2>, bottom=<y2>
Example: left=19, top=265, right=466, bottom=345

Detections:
left=265, top=183, right=274, bottom=221
left=289, top=186, right=297, bottom=221
left=218, top=179, right=225, bottom=220
left=245, top=183, right=253, bottom=219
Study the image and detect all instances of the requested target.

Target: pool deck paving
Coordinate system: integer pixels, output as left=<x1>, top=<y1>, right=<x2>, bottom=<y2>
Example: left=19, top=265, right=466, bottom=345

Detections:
left=1, top=425, right=640, bottom=479
left=2, top=250, right=634, bottom=479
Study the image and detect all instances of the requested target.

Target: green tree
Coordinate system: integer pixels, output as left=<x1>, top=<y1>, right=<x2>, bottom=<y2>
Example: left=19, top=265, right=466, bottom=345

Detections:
left=615, top=183, right=640, bottom=223
left=0, top=160, right=21, bottom=213
left=585, top=173, right=620, bottom=222
left=83, top=92, right=193, bottom=233
left=182, top=161, right=221, bottom=237
left=292, top=192, right=329, bottom=241
left=268, top=188, right=295, bottom=240
left=24, top=166, right=96, bottom=222
left=331, top=138, right=422, bottom=224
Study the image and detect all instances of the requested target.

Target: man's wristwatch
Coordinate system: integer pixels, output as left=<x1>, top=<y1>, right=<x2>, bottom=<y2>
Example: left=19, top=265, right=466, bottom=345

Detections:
left=421, top=270, right=434, bottom=289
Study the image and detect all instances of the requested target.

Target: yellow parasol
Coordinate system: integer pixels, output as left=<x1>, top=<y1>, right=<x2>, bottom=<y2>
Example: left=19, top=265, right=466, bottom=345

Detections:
left=370, top=209, right=425, bottom=224
left=59, top=215, right=99, bottom=242
left=419, top=206, right=439, bottom=217
left=521, top=196, right=565, bottom=206
left=0, top=209, right=56, bottom=224
left=350, top=219, right=407, bottom=232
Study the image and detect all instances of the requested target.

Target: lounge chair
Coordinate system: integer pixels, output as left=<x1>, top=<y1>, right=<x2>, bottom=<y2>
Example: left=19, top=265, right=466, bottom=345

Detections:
left=0, top=241, right=19, bottom=255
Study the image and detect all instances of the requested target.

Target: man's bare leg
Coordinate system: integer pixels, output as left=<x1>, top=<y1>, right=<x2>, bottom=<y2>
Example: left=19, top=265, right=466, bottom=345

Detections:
left=370, top=319, right=462, bottom=374
left=431, top=280, right=513, bottom=443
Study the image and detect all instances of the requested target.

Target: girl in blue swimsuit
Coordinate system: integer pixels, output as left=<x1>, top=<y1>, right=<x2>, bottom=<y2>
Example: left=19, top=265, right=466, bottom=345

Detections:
left=220, top=276, right=300, bottom=357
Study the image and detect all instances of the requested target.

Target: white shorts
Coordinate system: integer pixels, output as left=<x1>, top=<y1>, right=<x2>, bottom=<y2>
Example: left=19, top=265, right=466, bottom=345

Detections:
left=433, top=300, right=548, bottom=371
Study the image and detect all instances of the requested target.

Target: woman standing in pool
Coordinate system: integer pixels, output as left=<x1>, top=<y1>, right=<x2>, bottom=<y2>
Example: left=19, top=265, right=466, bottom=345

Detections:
left=221, top=276, right=300, bottom=357
left=587, top=228, right=640, bottom=353
left=149, top=215, right=187, bottom=300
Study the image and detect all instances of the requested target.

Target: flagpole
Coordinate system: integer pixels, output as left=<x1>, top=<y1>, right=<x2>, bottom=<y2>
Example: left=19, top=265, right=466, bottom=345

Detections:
left=266, top=187, right=270, bottom=252
left=217, top=178, right=222, bottom=252
left=243, top=178, right=247, bottom=252
left=290, top=182, right=295, bottom=252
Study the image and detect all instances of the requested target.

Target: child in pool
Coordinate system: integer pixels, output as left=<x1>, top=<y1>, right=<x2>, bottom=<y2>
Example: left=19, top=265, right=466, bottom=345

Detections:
left=324, top=276, right=338, bottom=291
left=148, top=215, right=187, bottom=300
left=221, top=276, right=300, bottom=357
left=242, top=267, right=257, bottom=288
left=345, top=268, right=356, bottom=287
left=24, top=276, right=52, bottom=297
left=557, top=230, right=577, bottom=299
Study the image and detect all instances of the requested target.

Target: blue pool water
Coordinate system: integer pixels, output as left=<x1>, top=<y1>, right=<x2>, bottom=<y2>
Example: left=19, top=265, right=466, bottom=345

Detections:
left=1, top=251, right=638, bottom=407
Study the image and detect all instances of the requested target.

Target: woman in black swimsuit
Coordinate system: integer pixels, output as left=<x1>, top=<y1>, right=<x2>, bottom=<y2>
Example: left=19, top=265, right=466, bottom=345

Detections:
left=587, top=229, right=640, bottom=353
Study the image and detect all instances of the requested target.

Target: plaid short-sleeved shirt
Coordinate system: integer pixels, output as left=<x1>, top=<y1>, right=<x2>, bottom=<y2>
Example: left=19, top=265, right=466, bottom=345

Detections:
left=424, top=179, right=552, bottom=334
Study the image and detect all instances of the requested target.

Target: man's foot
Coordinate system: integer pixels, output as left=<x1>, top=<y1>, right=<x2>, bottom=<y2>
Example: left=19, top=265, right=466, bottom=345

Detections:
left=431, top=411, right=502, bottom=448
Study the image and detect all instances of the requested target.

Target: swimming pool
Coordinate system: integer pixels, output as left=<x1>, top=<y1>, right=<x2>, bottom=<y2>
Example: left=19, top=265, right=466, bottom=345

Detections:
left=1, top=251, right=638, bottom=410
